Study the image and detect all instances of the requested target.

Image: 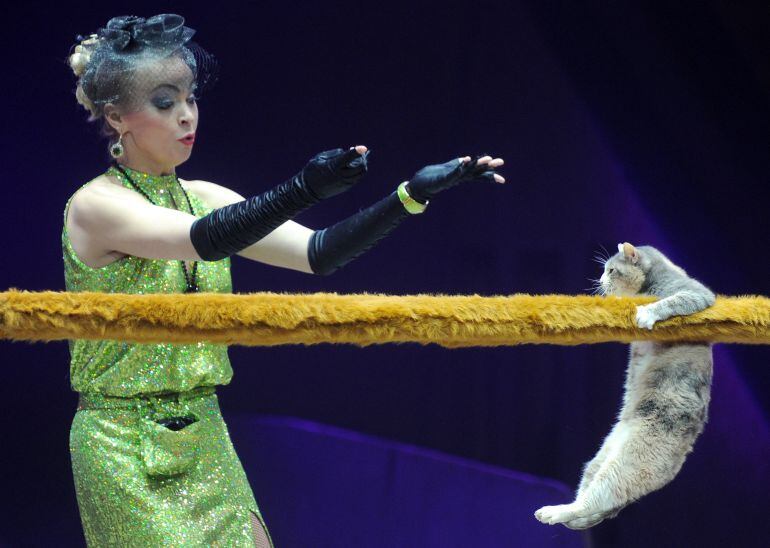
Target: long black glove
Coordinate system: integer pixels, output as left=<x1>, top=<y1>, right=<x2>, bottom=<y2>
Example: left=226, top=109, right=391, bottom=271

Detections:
left=190, top=148, right=368, bottom=261
left=308, top=155, right=501, bottom=275
left=405, top=157, right=498, bottom=203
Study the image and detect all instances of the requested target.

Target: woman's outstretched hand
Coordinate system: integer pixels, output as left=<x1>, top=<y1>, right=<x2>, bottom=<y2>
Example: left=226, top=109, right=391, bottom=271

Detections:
left=405, top=155, right=505, bottom=203
left=302, top=145, right=370, bottom=200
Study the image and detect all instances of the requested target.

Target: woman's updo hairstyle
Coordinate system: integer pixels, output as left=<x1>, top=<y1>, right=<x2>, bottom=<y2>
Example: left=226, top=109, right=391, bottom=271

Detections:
left=67, top=14, right=218, bottom=145
left=69, top=34, right=102, bottom=119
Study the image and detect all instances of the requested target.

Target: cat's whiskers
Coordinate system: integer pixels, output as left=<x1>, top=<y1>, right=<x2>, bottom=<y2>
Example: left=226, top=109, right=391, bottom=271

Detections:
left=593, top=247, right=610, bottom=267
left=598, top=243, right=610, bottom=260
left=586, top=277, right=605, bottom=295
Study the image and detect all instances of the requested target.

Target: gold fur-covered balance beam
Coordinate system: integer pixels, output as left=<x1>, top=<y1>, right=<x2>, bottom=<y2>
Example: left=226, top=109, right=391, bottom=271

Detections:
left=1, top=290, right=768, bottom=347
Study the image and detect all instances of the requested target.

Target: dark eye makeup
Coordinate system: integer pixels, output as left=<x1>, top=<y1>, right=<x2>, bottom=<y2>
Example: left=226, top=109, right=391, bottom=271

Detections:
left=152, top=94, right=197, bottom=110
left=152, top=97, right=174, bottom=110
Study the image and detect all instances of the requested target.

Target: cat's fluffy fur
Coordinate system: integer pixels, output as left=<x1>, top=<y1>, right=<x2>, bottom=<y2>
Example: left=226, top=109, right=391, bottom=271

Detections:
left=535, top=243, right=715, bottom=529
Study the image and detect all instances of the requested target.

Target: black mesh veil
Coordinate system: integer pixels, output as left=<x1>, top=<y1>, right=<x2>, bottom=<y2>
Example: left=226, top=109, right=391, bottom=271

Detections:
left=69, top=14, right=219, bottom=118
left=185, top=40, right=219, bottom=98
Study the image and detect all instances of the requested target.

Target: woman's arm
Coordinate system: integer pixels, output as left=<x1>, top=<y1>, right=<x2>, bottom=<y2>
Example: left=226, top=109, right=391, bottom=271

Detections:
left=67, top=181, right=204, bottom=265
left=188, top=147, right=367, bottom=261
left=184, top=179, right=314, bottom=273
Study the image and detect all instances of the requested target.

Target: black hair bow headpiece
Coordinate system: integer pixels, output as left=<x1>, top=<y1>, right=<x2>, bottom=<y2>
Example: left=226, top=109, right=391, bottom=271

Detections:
left=98, top=14, right=196, bottom=52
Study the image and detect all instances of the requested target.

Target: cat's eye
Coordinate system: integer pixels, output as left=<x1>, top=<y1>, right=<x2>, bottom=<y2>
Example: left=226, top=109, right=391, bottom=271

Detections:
left=608, top=268, right=616, bottom=274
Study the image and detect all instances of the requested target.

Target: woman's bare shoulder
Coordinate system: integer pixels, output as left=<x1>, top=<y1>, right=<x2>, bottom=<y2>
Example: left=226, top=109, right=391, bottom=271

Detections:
left=73, top=173, right=142, bottom=202
left=67, top=174, right=145, bottom=228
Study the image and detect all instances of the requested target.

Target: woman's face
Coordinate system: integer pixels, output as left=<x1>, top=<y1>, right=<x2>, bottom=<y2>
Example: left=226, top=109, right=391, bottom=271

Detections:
left=112, top=55, right=199, bottom=172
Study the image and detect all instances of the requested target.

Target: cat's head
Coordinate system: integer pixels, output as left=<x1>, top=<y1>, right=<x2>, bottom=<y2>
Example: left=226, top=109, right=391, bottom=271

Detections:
left=596, top=243, right=648, bottom=296
left=599, top=242, right=688, bottom=296
left=599, top=243, right=645, bottom=295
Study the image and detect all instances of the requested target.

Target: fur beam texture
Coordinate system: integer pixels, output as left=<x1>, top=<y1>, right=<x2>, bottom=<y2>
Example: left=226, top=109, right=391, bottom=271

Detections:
left=1, top=289, right=768, bottom=347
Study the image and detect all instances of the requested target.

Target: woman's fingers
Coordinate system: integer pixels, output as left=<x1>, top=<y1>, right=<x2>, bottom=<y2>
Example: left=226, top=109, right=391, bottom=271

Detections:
left=477, top=156, right=504, bottom=166
left=476, top=156, right=505, bottom=183
left=339, top=146, right=369, bottom=167
left=476, top=171, right=505, bottom=184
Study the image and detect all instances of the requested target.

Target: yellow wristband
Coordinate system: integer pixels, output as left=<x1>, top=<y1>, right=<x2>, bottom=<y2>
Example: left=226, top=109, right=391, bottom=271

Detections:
left=397, top=182, right=428, bottom=214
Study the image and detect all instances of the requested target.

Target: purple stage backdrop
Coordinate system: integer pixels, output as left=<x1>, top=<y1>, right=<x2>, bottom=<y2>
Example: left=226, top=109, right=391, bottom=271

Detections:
left=1, top=2, right=768, bottom=547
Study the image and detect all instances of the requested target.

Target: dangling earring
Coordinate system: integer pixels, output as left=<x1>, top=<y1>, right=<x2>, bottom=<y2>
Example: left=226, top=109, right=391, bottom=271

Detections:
left=110, top=133, right=125, bottom=159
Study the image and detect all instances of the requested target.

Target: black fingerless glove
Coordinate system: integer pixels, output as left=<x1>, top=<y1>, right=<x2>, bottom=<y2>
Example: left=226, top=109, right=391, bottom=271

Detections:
left=190, top=148, right=368, bottom=261
left=308, top=192, right=410, bottom=275
left=405, top=156, right=497, bottom=203
left=302, top=148, right=370, bottom=199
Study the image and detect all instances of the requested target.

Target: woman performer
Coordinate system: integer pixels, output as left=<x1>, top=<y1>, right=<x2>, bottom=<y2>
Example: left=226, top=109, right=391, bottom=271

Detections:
left=64, top=13, right=505, bottom=547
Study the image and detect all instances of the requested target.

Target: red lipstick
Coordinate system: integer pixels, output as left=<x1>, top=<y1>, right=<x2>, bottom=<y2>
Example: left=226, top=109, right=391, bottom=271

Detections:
left=178, top=133, right=195, bottom=146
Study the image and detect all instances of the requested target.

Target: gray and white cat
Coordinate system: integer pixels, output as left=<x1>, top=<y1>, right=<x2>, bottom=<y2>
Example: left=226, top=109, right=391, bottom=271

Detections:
left=535, top=242, right=715, bottom=529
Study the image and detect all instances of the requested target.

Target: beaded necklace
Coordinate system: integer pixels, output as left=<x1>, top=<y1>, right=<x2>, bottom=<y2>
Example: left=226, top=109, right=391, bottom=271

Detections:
left=112, top=162, right=199, bottom=293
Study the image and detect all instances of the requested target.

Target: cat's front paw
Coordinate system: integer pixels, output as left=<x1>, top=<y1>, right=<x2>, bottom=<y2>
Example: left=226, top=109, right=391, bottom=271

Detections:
left=635, top=305, right=657, bottom=330
left=535, top=503, right=582, bottom=525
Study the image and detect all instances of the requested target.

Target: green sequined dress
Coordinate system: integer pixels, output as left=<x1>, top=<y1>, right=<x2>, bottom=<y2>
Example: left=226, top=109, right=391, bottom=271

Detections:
left=63, top=165, right=273, bottom=547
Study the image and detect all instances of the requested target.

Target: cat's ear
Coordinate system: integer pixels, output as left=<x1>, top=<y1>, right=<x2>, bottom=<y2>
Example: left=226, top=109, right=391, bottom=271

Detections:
left=621, top=242, right=639, bottom=264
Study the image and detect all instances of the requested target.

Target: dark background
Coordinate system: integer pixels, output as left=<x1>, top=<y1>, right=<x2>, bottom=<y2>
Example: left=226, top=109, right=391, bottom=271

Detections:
left=1, top=1, right=768, bottom=546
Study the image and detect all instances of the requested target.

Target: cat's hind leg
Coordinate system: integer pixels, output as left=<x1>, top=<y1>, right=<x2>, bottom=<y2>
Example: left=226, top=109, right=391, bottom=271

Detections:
left=535, top=422, right=628, bottom=526
left=538, top=411, right=695, bottom=528
left=563, top=504, right=626, bottom=530
left=574, top=422, right=624, bottom=498
left=561, top=419, right=633, bottom=528
left=572, top=343, right=649, bottom=500
left=535, top=422, right=635, bottom=526
left=534, top=502, right=586, bottom=526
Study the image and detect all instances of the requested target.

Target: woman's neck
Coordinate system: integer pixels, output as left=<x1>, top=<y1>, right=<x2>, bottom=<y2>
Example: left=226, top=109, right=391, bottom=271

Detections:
left=118, top=151, right=175, bottom=177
